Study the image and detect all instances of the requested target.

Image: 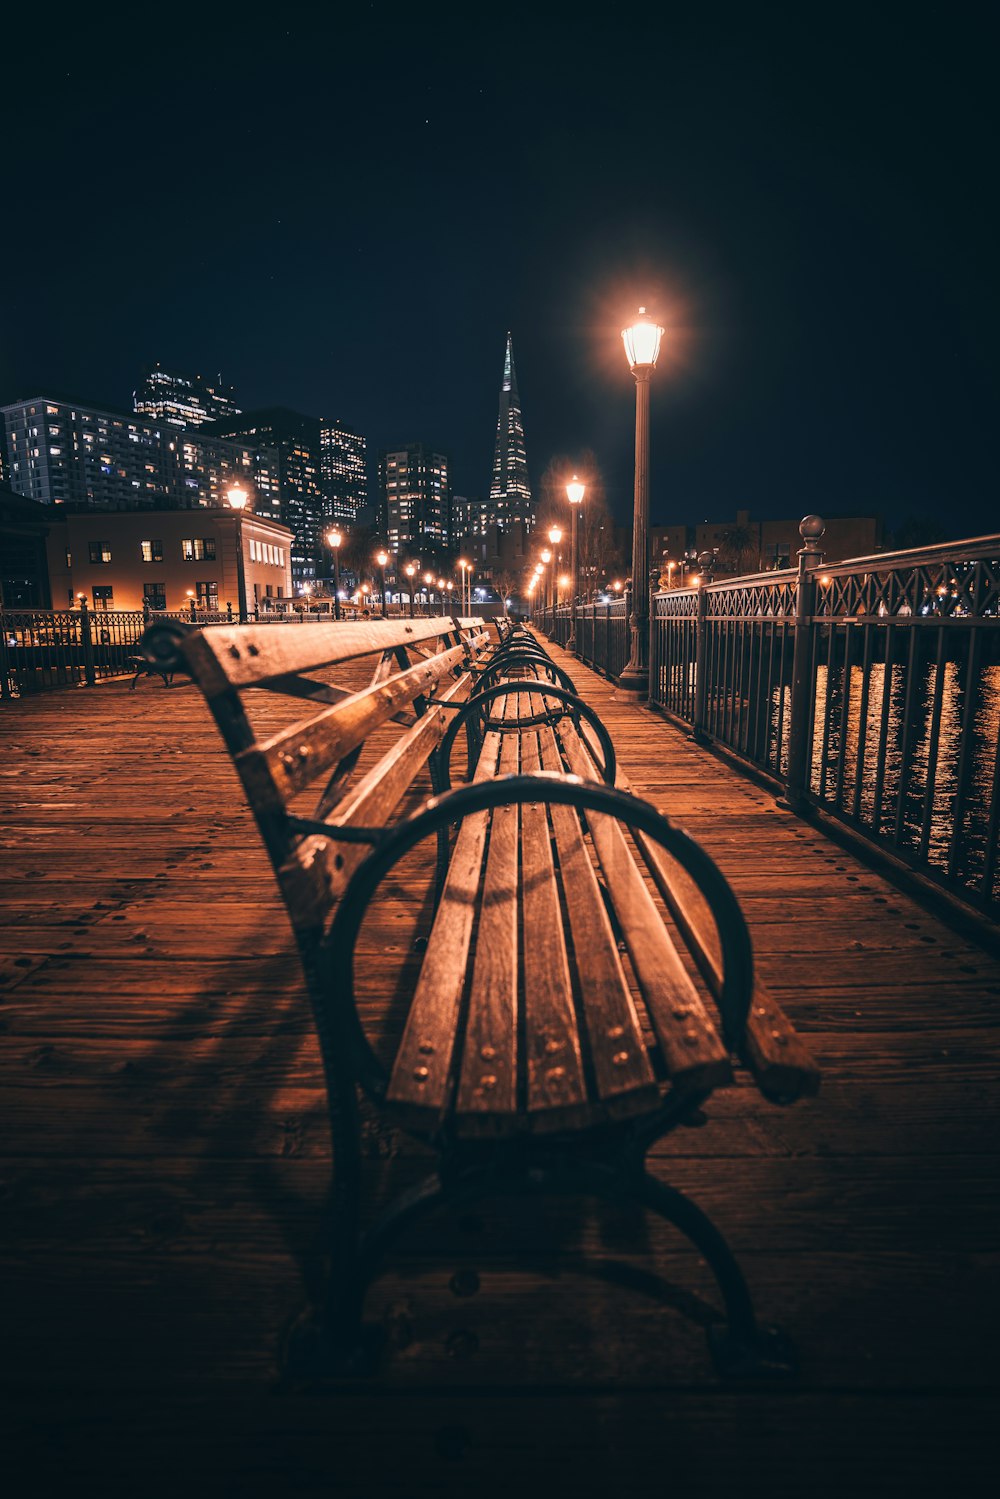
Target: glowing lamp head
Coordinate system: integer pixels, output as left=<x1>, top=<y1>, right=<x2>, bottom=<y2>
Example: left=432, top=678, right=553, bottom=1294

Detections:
left=375, top=550, right=389, bottom=568
left=621, top=306, right=664, bottom=371
left=226, top=484, right=249, bottom=510
left=548, top=525, right=562, bottom=545
left=559, top=574, right=570, bottom=587
left=326, top=527, right=342, bottom=549
left=566, top=475, right=585, bottom=505
left=424, top=572, right=434, bottom=585
left=540, top=549, right=551, bottom=565
left=534, top=562, right=544, bottom=575
left=404, top=562, right=416, bottom=577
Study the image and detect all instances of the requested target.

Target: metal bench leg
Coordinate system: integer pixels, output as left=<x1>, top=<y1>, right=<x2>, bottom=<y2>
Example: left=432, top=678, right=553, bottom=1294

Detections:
left=629, top=1170, right=797, bottom=1378
left=283, top=1085, right=379, bottom=1377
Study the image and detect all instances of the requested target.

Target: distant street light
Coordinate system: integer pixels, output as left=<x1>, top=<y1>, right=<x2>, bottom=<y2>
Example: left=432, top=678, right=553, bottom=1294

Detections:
left=565, top=475, right=585, bottom=649
left=404, top=561, right=417, bottom=619
left=325, top=527, right=343, bottom=619
left=618, top=306, right=664, bottom=699
left=227, top=484, right=251, bottom=622
left=458, top=557, right=471, bottom=613
left=375, top=549, right=389, bottom=618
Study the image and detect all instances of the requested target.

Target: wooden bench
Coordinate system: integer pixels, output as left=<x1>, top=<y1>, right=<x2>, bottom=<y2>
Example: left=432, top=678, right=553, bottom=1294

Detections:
left=140, top=615, right=819, bottom=1380
left=128, top=653, right=175, bottom=689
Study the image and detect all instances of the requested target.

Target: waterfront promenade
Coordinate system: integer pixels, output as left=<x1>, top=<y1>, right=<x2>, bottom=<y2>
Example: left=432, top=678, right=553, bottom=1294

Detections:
left=1, top=639, right=998, bottom=1495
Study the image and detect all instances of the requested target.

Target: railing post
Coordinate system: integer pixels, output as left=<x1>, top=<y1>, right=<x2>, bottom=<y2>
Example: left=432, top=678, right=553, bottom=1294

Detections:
left=783, top=515, right=826, bottom=810
left=79, top=598, right=96, bottom=687
left=0, top=612, right=11, bottom=700
left=692, top=583, right=710, bottom=741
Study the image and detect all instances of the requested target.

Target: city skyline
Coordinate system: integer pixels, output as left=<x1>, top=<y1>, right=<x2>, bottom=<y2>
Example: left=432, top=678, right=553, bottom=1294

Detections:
left=3, top=10, right=996, bottom=544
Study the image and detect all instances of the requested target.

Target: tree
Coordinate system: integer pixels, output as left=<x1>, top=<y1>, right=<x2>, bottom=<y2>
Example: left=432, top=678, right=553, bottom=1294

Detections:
left=716, top=524, right=759, bottom=576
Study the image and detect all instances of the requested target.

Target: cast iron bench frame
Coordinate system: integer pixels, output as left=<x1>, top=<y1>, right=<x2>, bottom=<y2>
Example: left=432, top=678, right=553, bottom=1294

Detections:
left=141, top=617, right=819, bottom=1380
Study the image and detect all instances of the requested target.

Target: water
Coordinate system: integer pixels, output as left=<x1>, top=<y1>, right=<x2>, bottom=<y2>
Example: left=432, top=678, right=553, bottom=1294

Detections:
left=803, top=661, right=1000, bottom=902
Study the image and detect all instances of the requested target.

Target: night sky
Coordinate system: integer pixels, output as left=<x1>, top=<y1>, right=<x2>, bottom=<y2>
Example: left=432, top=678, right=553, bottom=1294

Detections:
left=4, top=4, right=997, bottom=538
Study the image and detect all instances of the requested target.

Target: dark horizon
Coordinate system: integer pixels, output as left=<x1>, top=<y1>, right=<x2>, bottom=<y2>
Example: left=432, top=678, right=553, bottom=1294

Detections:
left=4, top=6, right=996, bottom=541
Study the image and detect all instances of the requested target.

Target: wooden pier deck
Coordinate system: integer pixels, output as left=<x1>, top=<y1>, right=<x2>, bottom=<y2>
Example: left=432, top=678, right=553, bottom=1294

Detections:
left=2, top=638, right=998, bottom=1497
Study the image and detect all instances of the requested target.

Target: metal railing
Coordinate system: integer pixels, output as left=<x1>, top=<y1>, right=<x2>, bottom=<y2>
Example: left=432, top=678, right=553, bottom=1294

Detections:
left=1, top=602, right=498, bottom=698
left=535, top=601, right=629, bottom=680
left=648, top=533, right=1000, bottom=915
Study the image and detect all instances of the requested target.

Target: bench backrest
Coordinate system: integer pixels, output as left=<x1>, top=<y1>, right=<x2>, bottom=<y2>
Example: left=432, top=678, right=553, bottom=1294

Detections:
left=140, top=615, right=491, bottom=939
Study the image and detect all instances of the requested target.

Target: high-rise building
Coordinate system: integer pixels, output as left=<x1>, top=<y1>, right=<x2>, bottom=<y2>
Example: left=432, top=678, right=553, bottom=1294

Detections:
left=452, top=494, right=490, bottom=546
left=379, top=444, right=451, bottom=554
left=202, top=408, right=323, bottom=586
left=0, top=395, right=279, bottom=517
left=489, top=333, right=533, bottom=532
left=320, top=419, right=367, bottom=524
left=133, top=364, right=241, bottom=429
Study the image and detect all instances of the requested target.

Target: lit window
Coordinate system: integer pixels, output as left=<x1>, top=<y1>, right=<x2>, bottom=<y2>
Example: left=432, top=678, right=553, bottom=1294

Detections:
left=140, top=540, right=164, bottom=563
left=89, top=542, right=112, bottom=564
left=92, top=586, right=114, bottom=611
left=181, top=538, right=216, bottom=561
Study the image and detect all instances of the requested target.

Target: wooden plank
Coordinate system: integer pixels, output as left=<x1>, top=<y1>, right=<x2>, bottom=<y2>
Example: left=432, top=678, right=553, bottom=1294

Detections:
left=519, top=720, right=591, bottom=1129
left=454, top=698, right=520, bottom=1131
left=239, top=643, right=466, bottom=808
left=536, top=726, right=659, bottom=1119
left=555, top=718, right=732, bottom=1096
left=633, top=831, right=822, bottom=1101
left=384, top=725, right=503, bottom=1129
left=176, top=616, right=468, bottom=695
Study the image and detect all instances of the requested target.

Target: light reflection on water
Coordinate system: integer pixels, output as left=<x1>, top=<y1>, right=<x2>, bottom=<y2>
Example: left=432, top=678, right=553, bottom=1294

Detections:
left=804, top=661, right=1000, bottom=899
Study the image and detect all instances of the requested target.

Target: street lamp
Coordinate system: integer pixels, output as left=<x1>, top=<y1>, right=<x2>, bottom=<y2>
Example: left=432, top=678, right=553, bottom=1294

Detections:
left=227, top=484, right=250, bottom=622
left=618, top=305, right=664, bottom=699
left=458, top=557, right=471, bottom=613
left=565, top=474, right=585, bottom=650
left=375, top=549, right=389, bottom=618
left=424, top=571, right=435, bottom=612
left=540, top=548, right=553, bottom=615
left=325, top=527, right=343, bottom=620
left=404, top=561, right=417, bottom=619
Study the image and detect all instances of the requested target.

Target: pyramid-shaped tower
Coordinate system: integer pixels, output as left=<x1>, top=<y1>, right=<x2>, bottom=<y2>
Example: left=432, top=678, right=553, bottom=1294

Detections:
left=489, top=333, right=533, bottom=531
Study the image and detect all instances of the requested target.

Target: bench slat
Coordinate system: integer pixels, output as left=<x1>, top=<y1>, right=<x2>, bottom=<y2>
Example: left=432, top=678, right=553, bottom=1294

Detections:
left=320, top=675, right=468, bottom=899
left=180, top=617, right=474, bottom=696
left=536, top=726, right=659, bottom=1120
left=454, top=700, right=521, bottom=1129
left=632, top=835, right=821, bottom=1101
left=554, top=719, right=732, bottom=1096
left=519, top=717, right=592, bottom=1130
left=238, top=644, right=466, bottom=810
left=385, top=727, right=504, bottom=1129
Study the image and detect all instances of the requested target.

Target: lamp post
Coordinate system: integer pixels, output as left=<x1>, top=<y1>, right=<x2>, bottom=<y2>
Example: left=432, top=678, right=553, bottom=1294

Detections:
left=375, top=549, right=389, bottom=618
left=617, top=306, right=664, bottom=699
left=565, top=475, right=585, bottom=651
left=404, top=562, right=416, bottom=619
left=540, top=548, right=552, bottom=617
left=325, top=528, right=343, bottom=620
left=458, top=558, right=470, bottom=614
left=227, top=484, right=250, bottom=622
left=547, top=526, right=562, bottom=623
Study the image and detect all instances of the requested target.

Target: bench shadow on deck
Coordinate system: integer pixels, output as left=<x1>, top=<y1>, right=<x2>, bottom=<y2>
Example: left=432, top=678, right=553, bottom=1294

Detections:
left=1, top=637, right=998, bottom=1497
